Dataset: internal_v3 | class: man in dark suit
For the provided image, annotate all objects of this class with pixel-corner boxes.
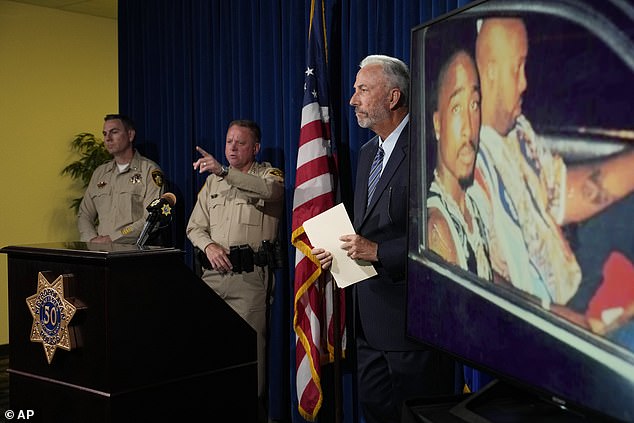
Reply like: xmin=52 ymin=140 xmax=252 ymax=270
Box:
xmin=312 ymin=55 xmax=457 ymax=423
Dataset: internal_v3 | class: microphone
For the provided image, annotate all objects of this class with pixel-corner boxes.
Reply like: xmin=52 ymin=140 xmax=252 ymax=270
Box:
xmin=136 ymin=192 xmax=176 ymax=247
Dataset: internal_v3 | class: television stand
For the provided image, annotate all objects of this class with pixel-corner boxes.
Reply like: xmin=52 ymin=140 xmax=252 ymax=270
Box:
xmin=403 ymin=379 xmax=593 ymax=423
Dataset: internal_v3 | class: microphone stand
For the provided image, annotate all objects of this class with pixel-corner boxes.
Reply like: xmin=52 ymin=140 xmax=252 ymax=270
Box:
xmin=136 ymin=193 xmax=176 ymax=248
xmin=136 ymin=213 xmax=158 ymax=248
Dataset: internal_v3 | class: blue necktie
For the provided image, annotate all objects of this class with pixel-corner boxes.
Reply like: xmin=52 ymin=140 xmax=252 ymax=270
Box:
xmin=367 ymin=145 xmax=384 ymax=205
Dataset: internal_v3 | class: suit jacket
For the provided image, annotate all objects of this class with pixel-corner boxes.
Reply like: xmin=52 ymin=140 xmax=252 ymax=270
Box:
xmin=353 ymin=122 xmax=422 ymax=351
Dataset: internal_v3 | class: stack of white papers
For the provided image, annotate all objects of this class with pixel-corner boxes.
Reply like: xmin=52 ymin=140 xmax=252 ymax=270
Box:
xmin=303 ymin=203 xmax=377 ymax=288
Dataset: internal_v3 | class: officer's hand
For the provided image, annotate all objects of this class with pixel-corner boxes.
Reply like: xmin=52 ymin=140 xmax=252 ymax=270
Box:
xmin=193 ymin=146 xmax=222 ymax=175
xmin=311 ymin=247 xmax=333 ymax=271
xmin=205 ymin=242 xmax=232 ymax=273
xmin=340 ymin=234 xmax=378 ymax=262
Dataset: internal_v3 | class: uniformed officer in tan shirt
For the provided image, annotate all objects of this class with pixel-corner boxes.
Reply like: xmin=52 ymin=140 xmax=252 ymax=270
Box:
xmin=186 ymin=119 xmax=284 ymax=401
xmin=78 ymin=114 xmax=165 ymax=243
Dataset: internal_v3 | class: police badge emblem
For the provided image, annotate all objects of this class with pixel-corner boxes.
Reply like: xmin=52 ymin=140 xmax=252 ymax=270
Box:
xmin=26 ymin=272 xmax=77 ymax=364
xmin=152 ymin=169 xmax=164 ymax=187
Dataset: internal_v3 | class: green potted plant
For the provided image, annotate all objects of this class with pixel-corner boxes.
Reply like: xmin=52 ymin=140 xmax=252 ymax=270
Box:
xmin=61 ymin=132 xmax=112 ymax=212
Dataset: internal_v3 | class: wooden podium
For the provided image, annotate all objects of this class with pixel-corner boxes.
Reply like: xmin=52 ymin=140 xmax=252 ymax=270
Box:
xmin=2 ymin=242 xmax=257 ymax=422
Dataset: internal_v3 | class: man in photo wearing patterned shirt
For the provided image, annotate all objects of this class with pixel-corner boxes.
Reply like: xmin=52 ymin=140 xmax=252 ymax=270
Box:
xmin=472 ymin=17 xmax=634 ymax=346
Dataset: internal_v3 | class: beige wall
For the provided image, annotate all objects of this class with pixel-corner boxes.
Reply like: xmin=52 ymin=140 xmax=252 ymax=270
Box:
xmin=0 ymin=1 xmax=118 ymax=345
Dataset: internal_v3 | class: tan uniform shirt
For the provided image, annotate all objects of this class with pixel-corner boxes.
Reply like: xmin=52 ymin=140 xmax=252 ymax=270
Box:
xmin=186 ymin=161 xmax=284 ymax=252
xmin=186 ymin=161 xmax=284 ymax=397
xmin=77 ymin=151 xmax=164 ymax=243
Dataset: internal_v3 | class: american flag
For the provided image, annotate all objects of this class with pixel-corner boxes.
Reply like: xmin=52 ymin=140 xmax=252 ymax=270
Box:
xmin=291 ymin=0 xmax=345 ymax=420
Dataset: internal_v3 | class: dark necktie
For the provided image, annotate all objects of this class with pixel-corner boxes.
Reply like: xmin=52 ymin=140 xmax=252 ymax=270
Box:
xmin=367 ymin=145 xmax=384 ymax=205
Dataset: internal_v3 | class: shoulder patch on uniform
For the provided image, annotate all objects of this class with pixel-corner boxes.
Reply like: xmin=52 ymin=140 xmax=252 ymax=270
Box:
xmin=121 ymin=226 xmax=134 ymax=235
xmin=151 ymin=170 xmax=164 ymax=187
xmin=265 ymin=168 xmax=284 ymax=179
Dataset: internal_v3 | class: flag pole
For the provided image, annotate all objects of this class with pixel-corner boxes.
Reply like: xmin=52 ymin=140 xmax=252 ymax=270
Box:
xmin=332 ymin=281 xmax=343 ymax=423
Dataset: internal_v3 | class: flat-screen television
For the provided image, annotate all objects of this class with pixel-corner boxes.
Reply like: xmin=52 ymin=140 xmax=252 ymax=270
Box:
xmin=407 ymin=0 xmax=634 ymax=421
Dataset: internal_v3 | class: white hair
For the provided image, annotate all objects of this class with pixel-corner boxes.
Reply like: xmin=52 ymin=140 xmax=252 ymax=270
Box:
xmin=359 ymin=54 xmax=410 ymax=103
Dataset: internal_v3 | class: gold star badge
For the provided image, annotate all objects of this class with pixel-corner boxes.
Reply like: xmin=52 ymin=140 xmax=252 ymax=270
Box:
xmin=160 ymin=203 xmax=172 ymax=217
xmin=26 ymin=272 xmax=77 ymax=364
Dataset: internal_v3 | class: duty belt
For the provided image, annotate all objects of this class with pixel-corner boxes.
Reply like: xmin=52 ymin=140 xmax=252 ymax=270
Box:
xmin=229 ymin=244 xmax=259 ymax=273
xmin=197 ymin=240 xmax=284 ymax=273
